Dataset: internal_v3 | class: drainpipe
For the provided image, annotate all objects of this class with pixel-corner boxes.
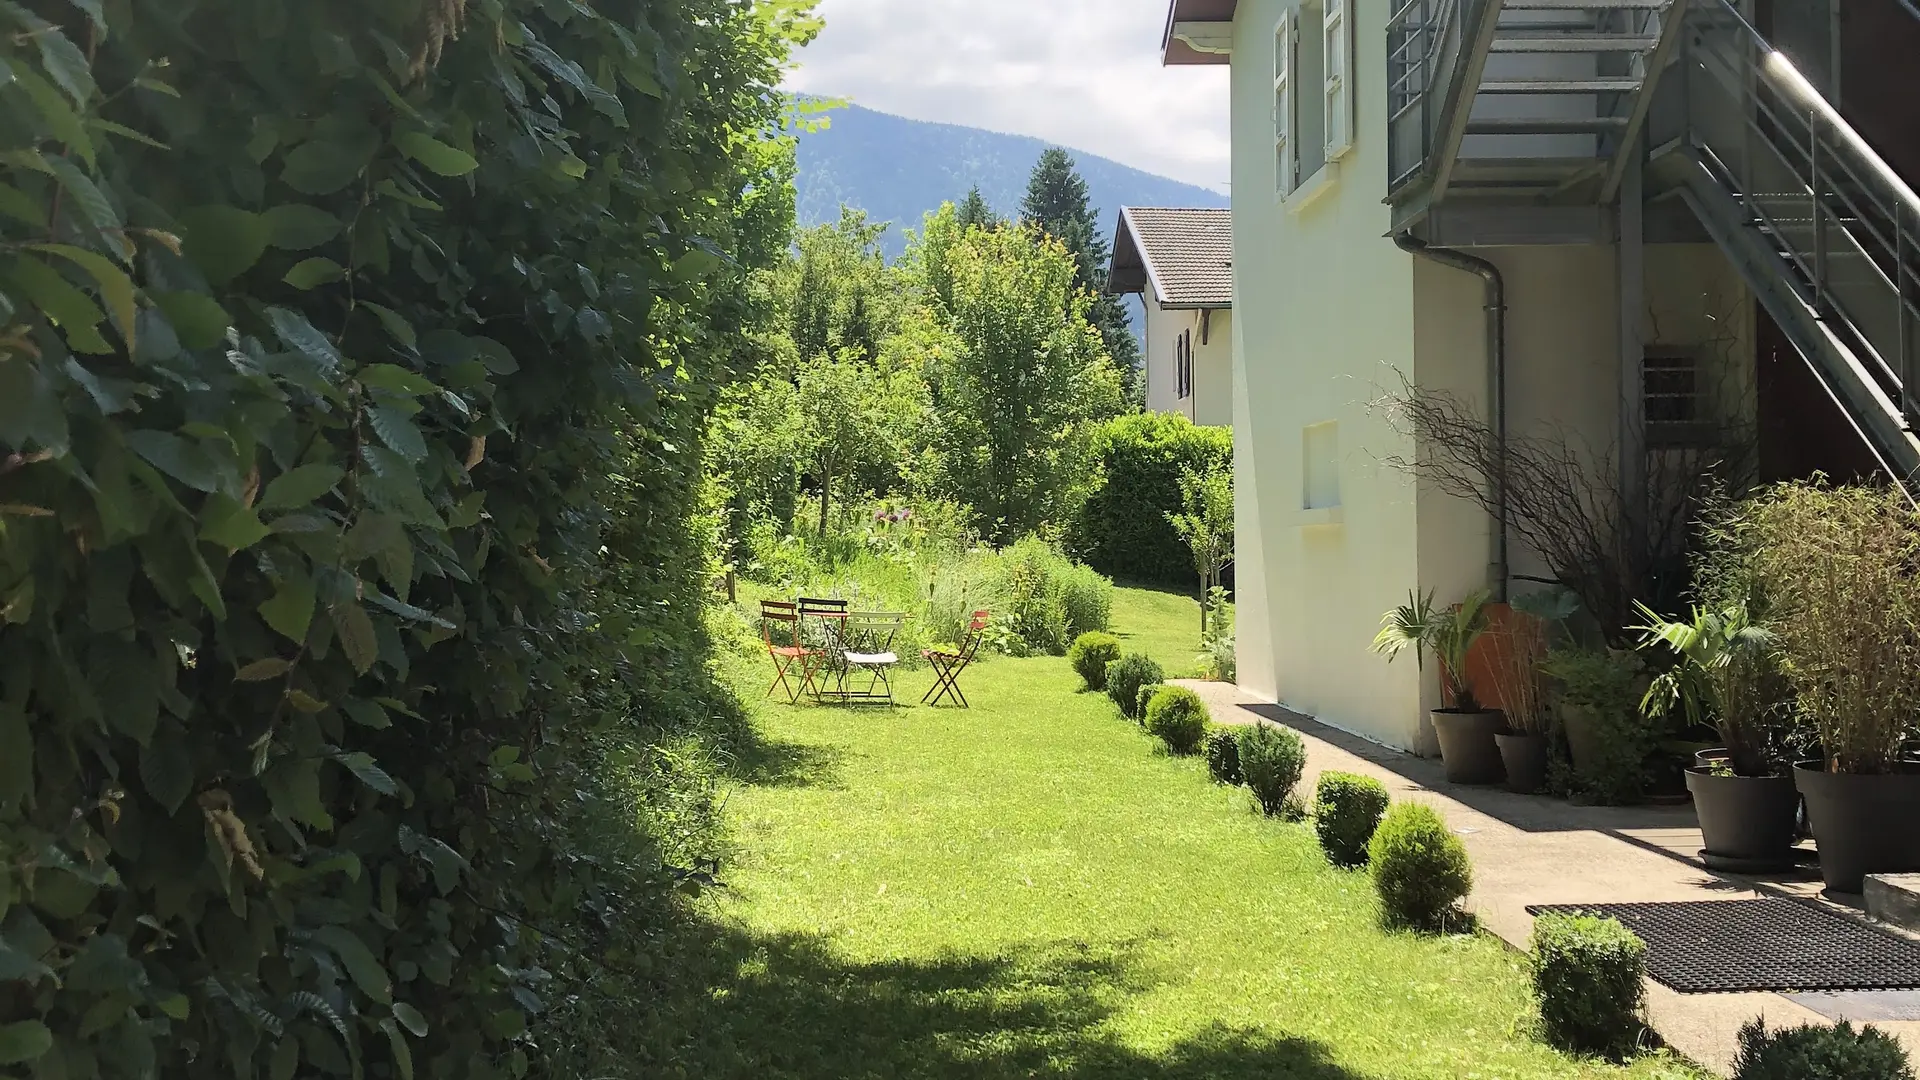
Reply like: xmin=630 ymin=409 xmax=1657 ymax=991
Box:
xmin=1393 ymin=231 xmax=1509 ymax=602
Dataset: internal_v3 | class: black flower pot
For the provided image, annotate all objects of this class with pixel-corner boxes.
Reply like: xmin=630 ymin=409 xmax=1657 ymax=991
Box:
xmin=1432 ymin=709 xmax=1505 ymax=786
xmin=1685 ymin=767 xmax=1800 ymax=872
xmin=1496 ymin=732 xmax=1549 ymax=794
xmin=1794 ymin=761 xmax=1920 ymax=893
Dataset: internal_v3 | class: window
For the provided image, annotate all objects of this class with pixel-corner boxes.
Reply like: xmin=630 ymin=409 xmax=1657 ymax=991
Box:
xmin=1323 ymin=0 xmax=1354 ymax=159
xmin=1277 ymin=2 xmax=1333 ymax=198
xmin=1644 ymin=351 xmax=1708 ymax=447
xmin=1274 ymin=13 xmax=1293 ymax=195
xmin=1176 ymin=329 xmax=1194 ymax=400
xmin=1303 ymin=422 xmax=1341 ymax=509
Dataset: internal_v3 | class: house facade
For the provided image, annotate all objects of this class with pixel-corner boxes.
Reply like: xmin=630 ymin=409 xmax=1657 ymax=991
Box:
xmin=1107 ymin=207 xmax=1235 ymax=426
xmin=1163 ymin=0 xmax=1917 ymax=750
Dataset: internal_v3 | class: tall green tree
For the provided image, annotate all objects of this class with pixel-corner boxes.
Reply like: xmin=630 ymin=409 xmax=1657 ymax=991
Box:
xmin=1020 ymin=148 xmax=1144 ymax=403
xmin=956 ymin=185 xmax=998 ymax=230
xmin=917 ymin=213 xmax=1125 ymax=539
xmin=779 ymin=207 xmax=899 ymax=363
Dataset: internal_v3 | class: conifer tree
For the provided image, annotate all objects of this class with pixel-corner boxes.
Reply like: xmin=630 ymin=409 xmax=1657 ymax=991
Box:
xmin=956 ymin=185 xmax=998 ymax=229
xmin=1020 ymin=148 xmax=1143 ymax=403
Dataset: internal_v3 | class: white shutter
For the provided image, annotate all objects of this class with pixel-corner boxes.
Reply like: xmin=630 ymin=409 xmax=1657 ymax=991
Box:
xmin=1274 ymin=12 xmax=1294 ymax=194
xmin=1324 ymin=0 xmax=1354 ymax=159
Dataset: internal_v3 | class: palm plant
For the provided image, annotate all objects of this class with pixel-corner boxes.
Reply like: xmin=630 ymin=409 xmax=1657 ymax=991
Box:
xmin=1632 ymin=598 xmax=1785 ymax=777
xmin=1372 ymin=589 xmax=1493 ymax=711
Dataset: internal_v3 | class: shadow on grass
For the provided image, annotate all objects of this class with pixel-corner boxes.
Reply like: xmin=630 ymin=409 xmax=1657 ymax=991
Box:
xmin=724 ymin=729 xmax=848 ymax=790
xmin=615 ymin=915 xmax=1376 ymax=1080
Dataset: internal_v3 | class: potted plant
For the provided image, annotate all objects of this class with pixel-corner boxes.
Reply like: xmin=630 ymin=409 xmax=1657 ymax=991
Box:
xmin=1540 ymin=646 xmax=1651 ymax=805
xmin=1488 ymin=609 xmax=1551 ymax=793
xmin=1634 ymin=598 xmax=1799 ymax=871
xmin=1746 ymin=482 xmax=1920 ymax=892
xmin=1372 ymin=588 xmax=1504 ymax=785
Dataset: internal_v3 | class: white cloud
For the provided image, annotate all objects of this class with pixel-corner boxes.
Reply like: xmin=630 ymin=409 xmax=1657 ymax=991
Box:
xmin=782 ymin=0 xmax=1232 ymax=192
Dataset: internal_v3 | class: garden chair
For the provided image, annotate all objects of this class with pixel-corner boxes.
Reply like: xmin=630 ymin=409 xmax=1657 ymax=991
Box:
xmin=796 ymin=597 xmax=850 ymax=701
xmin=759 ymin=600 xmax=820 ymax=704
xmin=922 ymin=609 xmax=989 ymax=708
xmin=836 ymin=611 xmax=907 ymax=706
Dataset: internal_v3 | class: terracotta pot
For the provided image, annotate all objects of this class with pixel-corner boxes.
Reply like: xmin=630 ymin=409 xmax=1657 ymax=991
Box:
xmin=1496 ymin=732 xmax=1549 ymax=794
xmin=1685 ymin=767 xmax=1800 ymax=871
xmin=1794 ymin=761 xmax=1920 ymax=893
xmin=1433 ymin=709 xmax=1505 ymax=785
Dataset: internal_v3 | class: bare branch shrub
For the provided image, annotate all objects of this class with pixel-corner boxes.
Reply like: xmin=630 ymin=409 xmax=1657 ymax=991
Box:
xmin=1487 ymin=611 xmax=1550 ymax=734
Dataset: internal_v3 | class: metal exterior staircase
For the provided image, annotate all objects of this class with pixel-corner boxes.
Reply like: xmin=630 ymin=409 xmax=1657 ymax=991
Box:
xmin=1388 ymin=0 xmax=1688 ymax=211
xmin=1652 ymin=0 xmax=1920 ymax=479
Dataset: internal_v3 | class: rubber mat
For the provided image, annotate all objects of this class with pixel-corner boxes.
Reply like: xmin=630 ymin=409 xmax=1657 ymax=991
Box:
xmin=1526 ymin=899 xmax=1920 ymax=993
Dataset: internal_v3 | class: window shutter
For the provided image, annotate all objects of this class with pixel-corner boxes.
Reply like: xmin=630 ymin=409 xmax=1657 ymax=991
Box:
xmin=1274 ymin=12 xmax=1294 ymax=194
xmin=1324 ymin=0 xmax=1354 ymax=159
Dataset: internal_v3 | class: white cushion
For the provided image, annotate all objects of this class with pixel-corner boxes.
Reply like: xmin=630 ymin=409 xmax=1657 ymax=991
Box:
xmin=845 ymin=651 xmax=898 ymax=666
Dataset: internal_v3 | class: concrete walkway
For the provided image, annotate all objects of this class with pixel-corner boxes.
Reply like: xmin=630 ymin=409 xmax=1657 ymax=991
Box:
xmin=1175 ymin=679 xmax=1920 ymax=1075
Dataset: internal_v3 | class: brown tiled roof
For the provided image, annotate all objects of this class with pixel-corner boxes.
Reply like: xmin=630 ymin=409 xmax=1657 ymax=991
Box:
xmin=1107 ymin=207 xmax=1233 ymax=309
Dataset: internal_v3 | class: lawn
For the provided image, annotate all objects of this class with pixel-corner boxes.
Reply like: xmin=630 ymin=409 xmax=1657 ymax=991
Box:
xmin=1109 ymin=583 xmax=1209 ymax=676
xmin=664 ymin=586 xmax=1700 ymax=1080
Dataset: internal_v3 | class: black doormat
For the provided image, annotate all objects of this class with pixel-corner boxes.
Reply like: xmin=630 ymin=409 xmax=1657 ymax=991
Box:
xmin=1526 ymin=899 xmax=1920 ymax=993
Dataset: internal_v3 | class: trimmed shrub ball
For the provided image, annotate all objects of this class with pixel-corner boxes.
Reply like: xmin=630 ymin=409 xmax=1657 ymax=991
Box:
xmin=1068 ymin=631 xmax=1122 ymax=691
xmin=1144 ymin=686 xmax=1209 ymax=755
xmin=1314 ymin=771 xmax=1390 ymax=868
xmin=1734 ymin=1019 xmax=1915 ymax=1080
xmin=1369 ymin=802 xmax=1472 ymax=931
xmin=1237 ymin=724 xmax=1307 ymax=817
xmin=1529 ymin=912 xmax=1647 ymax=1058
xmin=1105 ymin=653 xmax=1164 ymax=720
xmin=1204 ymin=727 xmax=1242 ymax=785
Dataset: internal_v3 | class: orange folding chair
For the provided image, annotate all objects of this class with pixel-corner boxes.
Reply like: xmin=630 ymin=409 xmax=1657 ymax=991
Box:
xmin=922 ymin=609 xmax=989 ymax=708
xmin=760 ymin=600 xmax=821 ymax=703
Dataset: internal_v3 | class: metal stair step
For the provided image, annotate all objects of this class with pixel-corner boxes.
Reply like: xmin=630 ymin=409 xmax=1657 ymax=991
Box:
xmin=1478 ymin=77 xmax=1645 ymax=93
xmin=1466 ymin=116 xmax=1632 ymax=134
xmin=1503 ymin=0 xmax=1668 ymax=8
xmin=1491 ymin=34 xmax=1659 ymax=50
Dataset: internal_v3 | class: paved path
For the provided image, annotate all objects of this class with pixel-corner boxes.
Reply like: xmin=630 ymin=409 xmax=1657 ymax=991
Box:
xmin=1175 ymin=679 xmax=1920 ymax=1076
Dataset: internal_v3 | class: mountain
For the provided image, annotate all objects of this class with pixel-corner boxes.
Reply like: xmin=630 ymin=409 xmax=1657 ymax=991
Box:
xmin=794 ymin=104 xmax=1228 ymax=258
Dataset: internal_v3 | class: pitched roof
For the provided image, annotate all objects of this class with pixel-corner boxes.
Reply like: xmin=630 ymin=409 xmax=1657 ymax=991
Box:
xmin=1107 ymin=207 xmax=1233 ymax=309
xmin=1162 ymin=0 xmax=1238 ymax=65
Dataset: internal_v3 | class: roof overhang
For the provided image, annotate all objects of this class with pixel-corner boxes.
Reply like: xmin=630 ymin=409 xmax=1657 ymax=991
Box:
xmin=1162 ymin=0 xmax=1237 ymax=65
xmin=1107 ymin=208 xmax=1150 ymax=296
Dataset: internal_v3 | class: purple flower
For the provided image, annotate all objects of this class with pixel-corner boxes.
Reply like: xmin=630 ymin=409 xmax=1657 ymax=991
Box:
xmin=898 ymin=508 xmax=912 ymax=522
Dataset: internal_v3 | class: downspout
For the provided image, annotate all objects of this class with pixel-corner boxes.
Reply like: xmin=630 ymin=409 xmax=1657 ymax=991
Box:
xmin=1393 ymin=232 xmax=1509 ymax=602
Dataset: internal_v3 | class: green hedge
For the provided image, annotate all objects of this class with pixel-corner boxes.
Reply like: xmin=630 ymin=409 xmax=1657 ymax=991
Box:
xmin=1068 ymin=412 xmax=1231 ymax=585
xmin=0 ymin=1 xmax=801 ymax=1075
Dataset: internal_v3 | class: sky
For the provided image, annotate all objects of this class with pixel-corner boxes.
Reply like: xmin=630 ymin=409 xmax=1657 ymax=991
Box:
xmin=781 ymin=0 xmax=1233 ymax=193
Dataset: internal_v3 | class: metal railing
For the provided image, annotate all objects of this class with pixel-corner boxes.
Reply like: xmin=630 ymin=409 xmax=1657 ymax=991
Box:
xmin=1387 ymin=0 xmax=1469 ymax=191
xmin=1682 ymin=0 xmax=1920 ymax=431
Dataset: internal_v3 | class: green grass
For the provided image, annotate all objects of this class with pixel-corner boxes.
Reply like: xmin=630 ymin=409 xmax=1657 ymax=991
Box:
xmin=656 ymin=586 xmax=1701 ymax=1080
xmin=1109 ymin=583 xmax=1208 ymax=676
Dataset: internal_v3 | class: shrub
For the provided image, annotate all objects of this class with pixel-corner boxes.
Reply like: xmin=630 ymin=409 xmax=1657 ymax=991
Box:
xmin=1002 ymin=537 xmax=1073 ymax=655
xmin=1106 ymin=653 xmax=1166 ymax=719
xmin=1059 ymin=562 xmax=1116 ymax=637
xmin=1369 ymin=803 xmax=1473 ymax=931
xmin=1734 ymin=1019 xmax=1916 ymax=1080
xmin=1069 ymin=632 xmax=1123 ymax=690
xmin=1542 ymin=647 xmax=1653 ymax=804
xmin=1529 ymin=913 xmax=1648 ymax=1058
xmin=1314 ymin=772 xmax=1391 ymax=868
xmin=1204 ymin=727 xmax=1243 ymax=784
xmin=1145 ymin=686 xmax=1210 ymax=755
xmin=1068 ymin=412 xmax=1233 ymax=585
xmin=1137 ymin=682 xmax=1161 ymax=721
xmin=1238 ymin=724 xmax=1308 ymax=816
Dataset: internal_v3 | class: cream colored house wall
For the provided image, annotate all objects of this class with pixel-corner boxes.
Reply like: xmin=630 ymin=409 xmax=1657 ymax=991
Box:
xmin=1142 ymin=295 xmax=1184 ymax=416
xmin=1229 ymin=0 xmax=1426 ymax=748
xmin=1142 ymin=296 xmax=1234 ymax=424
xmin=1194 ymin=309 xmax=1234 ymax=426
xmin=1223 ymin=1 xmax=1754 ymax=752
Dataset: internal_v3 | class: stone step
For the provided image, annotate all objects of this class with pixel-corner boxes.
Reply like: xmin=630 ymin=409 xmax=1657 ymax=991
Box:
xmin=1866 ymin=874 xmax=1920 ymax=933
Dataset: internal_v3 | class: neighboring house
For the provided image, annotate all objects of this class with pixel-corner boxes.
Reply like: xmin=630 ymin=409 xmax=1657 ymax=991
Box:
xmin=1106 ymin=207 xmax=1235 ymax=426
xmin=1160 ymin=0 xmax=1918 ymax=751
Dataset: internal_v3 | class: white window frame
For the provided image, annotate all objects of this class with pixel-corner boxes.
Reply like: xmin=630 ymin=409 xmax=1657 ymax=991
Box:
xmin=1274 ymin=12 xmax=1294 ymax=196
xmin=1323 ymin=0 xmax=1354 ymax=160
